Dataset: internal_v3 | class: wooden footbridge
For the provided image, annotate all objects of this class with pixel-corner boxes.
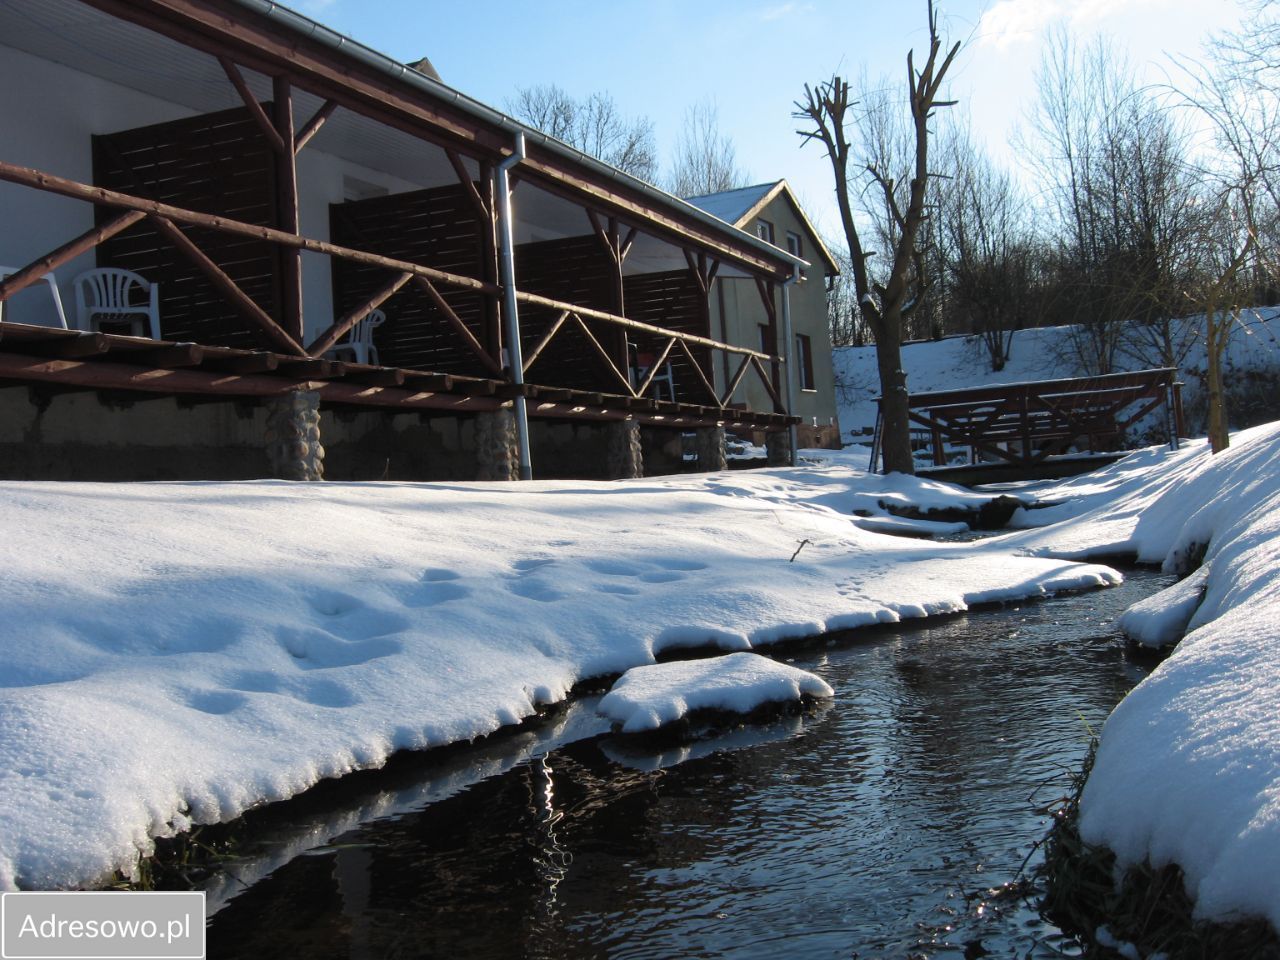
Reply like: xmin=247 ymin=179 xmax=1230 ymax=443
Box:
xmin=870 ymin=368 xmax=1185 ymax=481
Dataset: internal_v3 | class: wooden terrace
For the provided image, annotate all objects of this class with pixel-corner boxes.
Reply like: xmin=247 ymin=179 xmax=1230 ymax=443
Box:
xmin=0 ymin=0 xmax=804 ymax=479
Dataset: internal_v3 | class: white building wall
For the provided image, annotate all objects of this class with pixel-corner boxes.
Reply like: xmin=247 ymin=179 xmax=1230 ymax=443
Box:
xmin=0 ymin=44 xmax=193 ymax=326
xmin=0 ymin=44 xmax=425 ymax=342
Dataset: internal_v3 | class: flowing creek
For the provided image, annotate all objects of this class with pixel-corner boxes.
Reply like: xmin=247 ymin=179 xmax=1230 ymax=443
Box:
xmin=202 ymin=568 xmax=1173 ymax=959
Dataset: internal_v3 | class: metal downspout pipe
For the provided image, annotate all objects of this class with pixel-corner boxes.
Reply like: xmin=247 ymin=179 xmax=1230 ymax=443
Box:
xmin=780 ymin=265 xmax=800 ymax=466
xmin=495 ymin=133 xmax=532 ymax=479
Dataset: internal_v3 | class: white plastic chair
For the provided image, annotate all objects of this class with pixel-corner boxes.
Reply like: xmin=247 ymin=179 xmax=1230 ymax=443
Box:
xmin=73 ymin=268 xmax=160 ymax=339
xmin=328 ymin=309 xmax=385 ymax=365
xmin=633 ymin=350 xmax=676 ymax=401
xmin=0 ymin=265 xmax=68 ymax=328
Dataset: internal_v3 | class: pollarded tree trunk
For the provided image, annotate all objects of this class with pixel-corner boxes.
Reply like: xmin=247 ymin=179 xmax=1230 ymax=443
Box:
xmin=1205 ymin=310 xmax=1230 ymax=453
xmin=794 ymin=1 xmax=958 ymax=476
xmin=875 ymin=338 xmax=914 ymax=473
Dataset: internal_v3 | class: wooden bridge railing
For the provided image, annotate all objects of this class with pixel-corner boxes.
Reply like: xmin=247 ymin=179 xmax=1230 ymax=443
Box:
xmin=870 ymin=368 xmax=1184 ymax=472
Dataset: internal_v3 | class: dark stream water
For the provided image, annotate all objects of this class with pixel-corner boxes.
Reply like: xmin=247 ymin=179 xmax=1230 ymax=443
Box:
xmin=203 ymin=570 xmax=1171 ymax=959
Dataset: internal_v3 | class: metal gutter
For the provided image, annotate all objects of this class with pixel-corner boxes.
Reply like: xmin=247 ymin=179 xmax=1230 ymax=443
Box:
xmin=225 ymin=0 xmax=810 ymax=276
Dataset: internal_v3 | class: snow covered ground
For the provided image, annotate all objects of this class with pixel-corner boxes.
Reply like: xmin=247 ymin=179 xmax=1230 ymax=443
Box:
xmin=979 ymin=423 xmax=1280 ymax=932
xmin=833 ymin=307 xmax=1280 ymax=441
xmin=2 ymin=423 xmax=1279 ymax=938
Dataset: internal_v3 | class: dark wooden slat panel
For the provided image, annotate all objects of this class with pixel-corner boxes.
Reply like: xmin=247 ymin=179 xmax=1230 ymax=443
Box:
xmin=330 ymin=184 xmax=491 ymax=376
xmin=93 ymin=104 xmax=280 ymax=350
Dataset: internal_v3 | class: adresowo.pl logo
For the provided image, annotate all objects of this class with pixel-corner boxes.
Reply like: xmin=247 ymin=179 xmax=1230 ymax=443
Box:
xmin=2 ymin=892 xmax=204 ymax=959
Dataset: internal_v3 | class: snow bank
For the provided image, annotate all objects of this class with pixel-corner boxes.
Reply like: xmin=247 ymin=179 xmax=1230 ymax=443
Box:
xmin=1117 ymin=567 xmax=1208 ymax=648
xmin=1008 ymin=422 xmax=1280 ymax=930
xmin=0 ymin=464 xmax=1120 ymax=890
xmin=833 ymin=308 xmax=1280 ymax=440
xmin=597 ymin=652 xmax=833 ymax=733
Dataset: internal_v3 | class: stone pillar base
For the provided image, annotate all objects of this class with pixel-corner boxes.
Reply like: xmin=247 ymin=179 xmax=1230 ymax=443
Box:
xmin=766 ymin=429 xmax=792 ymax=467
xmin=475 ymin=408 xmax=519 ymax=481
xmin=264 ymin=389 xmax=324 ymax=480
xmin=695 ymin=425 xmax=727 ymax=472
xmin=605 ymin=419 xmax=643 ymax=479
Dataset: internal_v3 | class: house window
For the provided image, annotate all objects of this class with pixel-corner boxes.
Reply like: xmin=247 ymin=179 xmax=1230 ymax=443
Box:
xmin=755 ymin=219 xmax=774 ymax=243
xmin=795 ymin=333 xmax=816 ymax=391
xmin=785 ymin=231 xmax=803 ymax=257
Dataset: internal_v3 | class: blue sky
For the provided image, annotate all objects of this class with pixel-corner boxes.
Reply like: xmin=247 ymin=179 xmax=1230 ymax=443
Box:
xmin=291 ymin=0 xmax=1245 ymax=239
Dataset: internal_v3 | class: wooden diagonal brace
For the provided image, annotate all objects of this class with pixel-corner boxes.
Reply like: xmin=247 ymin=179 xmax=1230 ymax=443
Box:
xmin=217 ymin=57 xmax=286 ymax=155
xmin=445 ymin=150 xmax=487 ymax=218
xmin=635 ymin=337 xmax=677 ymax=398
xmin=573 ymin=314 xmax=636 ymax=396
xmin=586 ymin=210 xmax=618 ymax=264
xmin=719 ymin=353 xmax=753 ymax=408
xmin=677 ymin=339 xmax=720 ymax=406
xmin=618 ymin=227 xmax=637 ymax=264
xmin=682 ymin=249 xmax=707 ymax=295
xmin=412 ymin=276 xmax=503 ymax=375
xmin=754 ymin=277 xmax=777 ymax=324
xmin=750 ymin=356 xmax=784 ymax=411
xmin=0 ymin=210 xmax=146 ymax=304
xmin=522 ymin=309 xmax=570 ymax=374
xmin=149 ymin=214 xmax=305 ymax=356
xmin=306 ymin=270 xmax=413 ymax=357
xmin=295 ymin=100 xmax=338 ymax=154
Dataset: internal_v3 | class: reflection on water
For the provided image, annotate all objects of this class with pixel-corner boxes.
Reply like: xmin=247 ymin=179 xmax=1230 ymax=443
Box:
xmin=206 ymin=571 xmax=1171 ymax=959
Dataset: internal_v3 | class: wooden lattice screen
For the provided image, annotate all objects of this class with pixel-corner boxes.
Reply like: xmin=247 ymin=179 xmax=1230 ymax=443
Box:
xmin=329 ymin=184 xmax=489 ymax=374
xmin=92 ymin=104 xmax=279 ymax=349
xmin=514 ymin=234 xmax=617 ymax=393
xmin=622 ymin=269 xmax=710 ymax=401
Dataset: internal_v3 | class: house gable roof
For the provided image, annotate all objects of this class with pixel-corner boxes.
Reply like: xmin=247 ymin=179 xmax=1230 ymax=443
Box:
xmin=685 ymin=180 xmax=840 ymax=276
xmin=684 ymin=183 xmax=777 ymax=225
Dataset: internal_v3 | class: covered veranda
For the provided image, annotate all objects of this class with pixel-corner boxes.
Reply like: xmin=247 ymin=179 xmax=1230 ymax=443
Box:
xmin=0 ymin=0 xmax=805 ymax=480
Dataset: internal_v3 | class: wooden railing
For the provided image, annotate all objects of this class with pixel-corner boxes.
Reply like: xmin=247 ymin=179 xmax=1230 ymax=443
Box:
xmin=870 ymin=368 xmax=1184 ymax=471
xmin=0 ymin=160 xmax=787 ymax=413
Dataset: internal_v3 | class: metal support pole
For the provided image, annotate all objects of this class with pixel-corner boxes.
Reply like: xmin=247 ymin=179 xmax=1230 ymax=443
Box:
xmin=780 ymin=266 xmax=800 ymax=466
xmin=495 ymin=133 xmax=532 ymax=480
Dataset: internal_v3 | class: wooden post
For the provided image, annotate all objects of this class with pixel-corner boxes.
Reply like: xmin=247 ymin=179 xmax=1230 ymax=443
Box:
xmin=273 ymin=76 xmax=304 ymax=345
xmin=479 ymin=161 xmax=502 ymax=366
xmin=588 ymin=210 xmax=631 ymax=381
xmin=755 ymin=277 xmax=780 ymax=399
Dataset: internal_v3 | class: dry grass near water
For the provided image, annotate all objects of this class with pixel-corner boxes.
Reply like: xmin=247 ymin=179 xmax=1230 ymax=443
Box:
xmin=1038 ymin=744 xmax=1280 ymax=959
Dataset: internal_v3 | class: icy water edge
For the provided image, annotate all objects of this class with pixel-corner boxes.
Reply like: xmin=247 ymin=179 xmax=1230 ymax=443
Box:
xmin=199 ymin=569 xmax=1172 ymax=959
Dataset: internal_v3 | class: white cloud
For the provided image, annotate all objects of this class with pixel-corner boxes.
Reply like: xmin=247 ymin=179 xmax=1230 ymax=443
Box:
xmin=976 ymin=0 xmax=1169 ymax=50
xmin=976 ymin=0 xmax=1064 ymax=50
xmin=758 ymin=2 xmax=814 ymax=22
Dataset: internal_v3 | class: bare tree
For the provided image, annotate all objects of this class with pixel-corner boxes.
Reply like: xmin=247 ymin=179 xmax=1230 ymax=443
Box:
xmin=936 ymin=125 xmax=1037 ymax=370
xmin=1172 ymin=12 xmax=1280 ymax=452
xmin=795 ymin=1 xmax=960 ymax=474
xmin=508 ymin=84 xmax=659 ymax=182
xmin=667 ymin=101 xmax=749 ymax=198
xmin=1027 ymin=32 xmax=1202 ymax=375
xmin=825 ymin=243 xmax=873 ymax=347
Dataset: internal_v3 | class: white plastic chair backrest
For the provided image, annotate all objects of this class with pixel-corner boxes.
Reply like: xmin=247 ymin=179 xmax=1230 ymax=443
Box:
xmin=76 ymin=268 xmax=152 ymax=314
xmin=345 ymin=309 xmax=386 ymax=347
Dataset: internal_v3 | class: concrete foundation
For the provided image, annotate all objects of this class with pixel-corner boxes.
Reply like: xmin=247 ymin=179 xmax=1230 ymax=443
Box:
xmin=0 ymin=386 xmax=776 ymax=482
